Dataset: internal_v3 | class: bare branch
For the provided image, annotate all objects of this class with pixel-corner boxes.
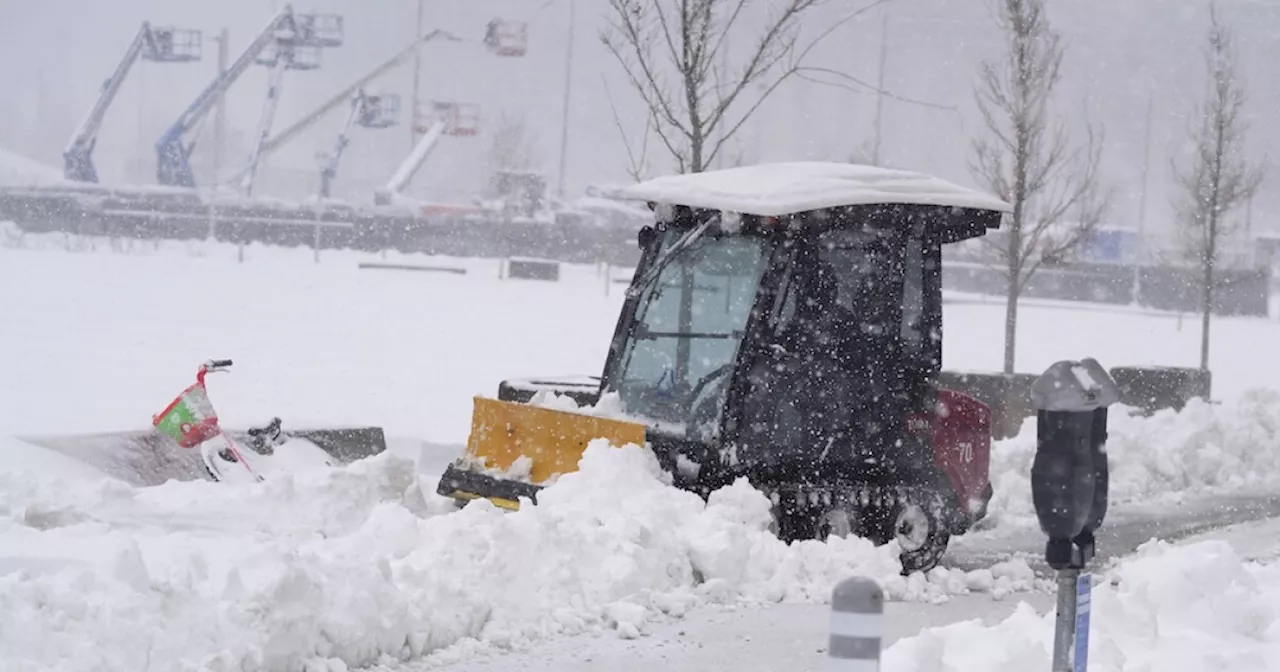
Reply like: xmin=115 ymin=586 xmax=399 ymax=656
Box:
xmin=601 ymin=0 xmax=898 ymax=174
xmin=966 ymin=0 xmax=1111 ymax=373
xmin=601 ymin=75 xmax=652 ymax=181
xmin=792 ymin=66 xmax=957 ymax=111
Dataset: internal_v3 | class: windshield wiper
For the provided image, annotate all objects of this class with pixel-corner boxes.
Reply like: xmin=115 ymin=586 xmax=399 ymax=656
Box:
xmin=625 ymin=214 xmax=719 ymax=299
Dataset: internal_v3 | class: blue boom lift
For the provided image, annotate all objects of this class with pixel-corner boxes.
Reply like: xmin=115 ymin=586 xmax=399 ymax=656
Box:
xmin=154 ymin=5 xmax=344 ymax=193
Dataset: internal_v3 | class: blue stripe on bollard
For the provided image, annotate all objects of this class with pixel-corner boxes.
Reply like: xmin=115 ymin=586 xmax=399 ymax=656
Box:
xmin=828 ymin=576 xmax=882 ymax=671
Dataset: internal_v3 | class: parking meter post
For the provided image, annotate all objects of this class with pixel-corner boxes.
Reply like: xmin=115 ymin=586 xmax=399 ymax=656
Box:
xmin=1030 ymin=357 xmax=1119 ymax=672
xmin=1051 ymin=567 xmax=1079 ymax=671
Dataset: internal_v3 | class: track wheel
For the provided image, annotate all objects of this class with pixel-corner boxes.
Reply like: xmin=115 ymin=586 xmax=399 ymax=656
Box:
xmin=817 ymin=508 xmax=855 ymax=539
xmin=767 ymin=497 xmax=817 ymax=543
xmin=880 ymin=495 xmax=950 ymax=574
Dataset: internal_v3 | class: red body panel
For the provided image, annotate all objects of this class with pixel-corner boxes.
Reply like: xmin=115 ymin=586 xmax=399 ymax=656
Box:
xmin=930 ymin=389 xmax=993 ymax=516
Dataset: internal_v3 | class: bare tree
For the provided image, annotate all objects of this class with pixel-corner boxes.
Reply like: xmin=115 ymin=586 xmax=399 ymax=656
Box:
xmin=968 ymin=0 xmax=1110 ymax=374
xmin=1172 ymin=3 xmax=1266 ymax=372
xmin=602 ymin=75 xmax=654 ymax=181
xmin=601 ymin=0 xmax=892 ymax=175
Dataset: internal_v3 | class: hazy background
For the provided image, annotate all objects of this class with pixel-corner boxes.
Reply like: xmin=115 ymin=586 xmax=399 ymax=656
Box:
xmin=0 ymin=0 xmax=1276 ymax=239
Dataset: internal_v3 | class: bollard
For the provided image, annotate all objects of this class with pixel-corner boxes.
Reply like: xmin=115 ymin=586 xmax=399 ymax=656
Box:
xmin=828 ymin=576 xmax=882 ymax=671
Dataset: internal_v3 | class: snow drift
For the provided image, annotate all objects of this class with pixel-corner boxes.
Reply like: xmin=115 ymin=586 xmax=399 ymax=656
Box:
xmin=884 ymin=538 xmax=1280 ymax=671
xmin=6 ymin=386 xmax=1280 ymax=670
xmin=983 ymin=390 xmax=1280 ymax=528
xmin=0 ymin=441 xmax=1036 ymax=672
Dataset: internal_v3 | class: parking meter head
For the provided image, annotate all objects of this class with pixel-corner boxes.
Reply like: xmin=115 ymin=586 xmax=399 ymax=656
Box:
xmin=1030 ymin=359 xmax=1119 ymax=570
xmin=1031 ymin=411 xmax=1096 ymax=548
xmin=1030 ymin=358 xmax=1121 ymax=412
xmin=1085 ymin=407 xmax=1111 ymax=533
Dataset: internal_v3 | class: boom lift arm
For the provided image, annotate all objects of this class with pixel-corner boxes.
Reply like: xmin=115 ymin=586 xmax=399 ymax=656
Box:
xmin=154 ymin=6 xmax=305 ymax=188
xmin=225 ymin=30 xmax=459 ymax=188
xmin=374 ymin=120 xmax=445 ymax=206
xmin=318 ymin=90 xmax=400 ymax=199
xmin=64 ymin=22 xmax=201 ymax=183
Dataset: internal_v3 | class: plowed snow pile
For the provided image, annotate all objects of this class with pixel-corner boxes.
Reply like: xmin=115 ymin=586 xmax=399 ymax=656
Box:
xmin=885 ymin=539 xmax=1280 ymax=671
xmin=8 ymin=392 xmax=1280 ymax=671
xmin=983 ymin=390 xmax=1280 ymax=528
xmin=0 ymin=441 xmax=1035 ymax=672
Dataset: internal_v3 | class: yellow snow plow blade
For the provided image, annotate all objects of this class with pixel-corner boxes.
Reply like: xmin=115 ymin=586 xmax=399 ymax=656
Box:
xmin=436 ymin=396 xmax=647 ymax=509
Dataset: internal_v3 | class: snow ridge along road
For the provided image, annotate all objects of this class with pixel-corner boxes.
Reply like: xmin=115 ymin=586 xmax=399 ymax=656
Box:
xmin=8 ymin=391 xmax=1280 ymax=672
xmin=0 ymin=441 xmax=1036 ymax=672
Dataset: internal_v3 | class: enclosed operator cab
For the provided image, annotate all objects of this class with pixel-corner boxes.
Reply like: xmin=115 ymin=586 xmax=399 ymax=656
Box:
xmin=437 ymin=162 xmax=1010 ymax=573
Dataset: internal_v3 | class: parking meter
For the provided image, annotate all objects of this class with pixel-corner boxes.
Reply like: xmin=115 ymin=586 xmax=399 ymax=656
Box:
xmin=1029 ymin=358 xmax=1119 ymax=570
xmin=1031 ymin=358 xmax=1119 ymax=672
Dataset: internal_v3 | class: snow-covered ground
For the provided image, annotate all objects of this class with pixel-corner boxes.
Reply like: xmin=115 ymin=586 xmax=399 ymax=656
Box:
xmin=446 ymin=521 xmax=1280 ymax=672
xmin=1 ymin=234 xmax=1279 ymax=442
xmin=884 ymin=532 xmax=1280 ymax=671
xmin=5 ymin=235 xmax=1280 ymax=671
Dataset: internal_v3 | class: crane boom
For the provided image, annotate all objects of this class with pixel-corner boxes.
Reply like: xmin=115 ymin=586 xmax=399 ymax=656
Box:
xmin=222 ymin=29 xmax=458 ymax=186
xmin=65 ymin=22 xmax=199 ymax=183
xmin=238 ymin=55 xmax=290 ymax=197
xmin=155 ymin=6 xmax=298 ymax=188
xmin=381 ymin=120 xmax=445 ymax=199
xmin=318 ymin=92 xmax=368 ymax=199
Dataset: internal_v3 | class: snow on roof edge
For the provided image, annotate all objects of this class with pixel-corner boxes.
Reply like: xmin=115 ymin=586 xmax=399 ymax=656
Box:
xmin=617 ymin=161 xmax=1012 ymax=217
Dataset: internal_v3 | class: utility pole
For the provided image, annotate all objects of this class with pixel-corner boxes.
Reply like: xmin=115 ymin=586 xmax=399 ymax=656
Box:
xmin=411 ymin=0 xmax=425 ymax=149
xmin=212 ymin=28 xmax=229 ymax=188
xmin=136 ymin=64 xmax=146 ymax=180
xmin=870 ymin=7 xmax=889 ymax=166
xmin=556 ymin=0 xmax=576 ymax=197
xmin=208 ymin=28 xmax=229 ymax=241
xmin=1132 ymin=93 xmax=1155 ymax=302
xmin=1136 ymin=94 xmax=1154 ymax=236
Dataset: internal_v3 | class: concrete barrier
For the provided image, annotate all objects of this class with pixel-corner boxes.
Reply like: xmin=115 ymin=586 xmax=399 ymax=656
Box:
xmin=943 ymin=259 xmax=1271 ymax=317
xmin=288 ymin=426 xmax=388 ymax=464
xmin=357 ymin=262 xmax=467 ymax=274
xmin=505 ymin=257 xmax=560 ymax=281
xmin=1109 ymin=365 xmax=1212 ymax=414
xmin=938 ymin=370 xmax=1038 ymax=441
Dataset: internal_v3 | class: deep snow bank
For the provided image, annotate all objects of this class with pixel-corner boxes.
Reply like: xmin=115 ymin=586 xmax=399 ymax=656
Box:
xmin=0 ymin=442 xmax=1036 ymax=672
xmin=983 ymin=390 xmax=1280 ymax=528
xmin=884 ymin=538 xmax=1280 ymax=671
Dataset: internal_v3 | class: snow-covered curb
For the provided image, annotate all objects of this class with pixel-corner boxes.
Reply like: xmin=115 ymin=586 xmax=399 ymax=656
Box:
xmin=884 ymin=538 xmax=1280 ymax=671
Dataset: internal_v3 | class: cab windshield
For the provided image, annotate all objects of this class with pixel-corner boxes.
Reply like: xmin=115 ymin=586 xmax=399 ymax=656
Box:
xmin=609 ymin=227 xmax=768 ymax=439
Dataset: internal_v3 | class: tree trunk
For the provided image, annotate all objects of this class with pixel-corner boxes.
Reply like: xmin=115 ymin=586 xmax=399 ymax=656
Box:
xmin=1200 ymin=252 xmax=1214 ymax=371
xmin=1003 ymin=270 xmax=1019 ymax=374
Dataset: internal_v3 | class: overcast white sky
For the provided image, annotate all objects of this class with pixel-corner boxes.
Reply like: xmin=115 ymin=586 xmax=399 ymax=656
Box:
xmin=0 ymin=0 xmax=1276 ymax=233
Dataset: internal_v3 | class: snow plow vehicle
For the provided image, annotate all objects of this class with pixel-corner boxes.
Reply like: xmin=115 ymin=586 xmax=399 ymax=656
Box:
xmin=437 ymin=161 xmax=1011 ymax=572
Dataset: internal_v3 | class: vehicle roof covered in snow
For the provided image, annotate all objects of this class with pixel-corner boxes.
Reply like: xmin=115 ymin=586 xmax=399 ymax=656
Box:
xmin=617 ymin=161 xmax=1012 ymax=218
